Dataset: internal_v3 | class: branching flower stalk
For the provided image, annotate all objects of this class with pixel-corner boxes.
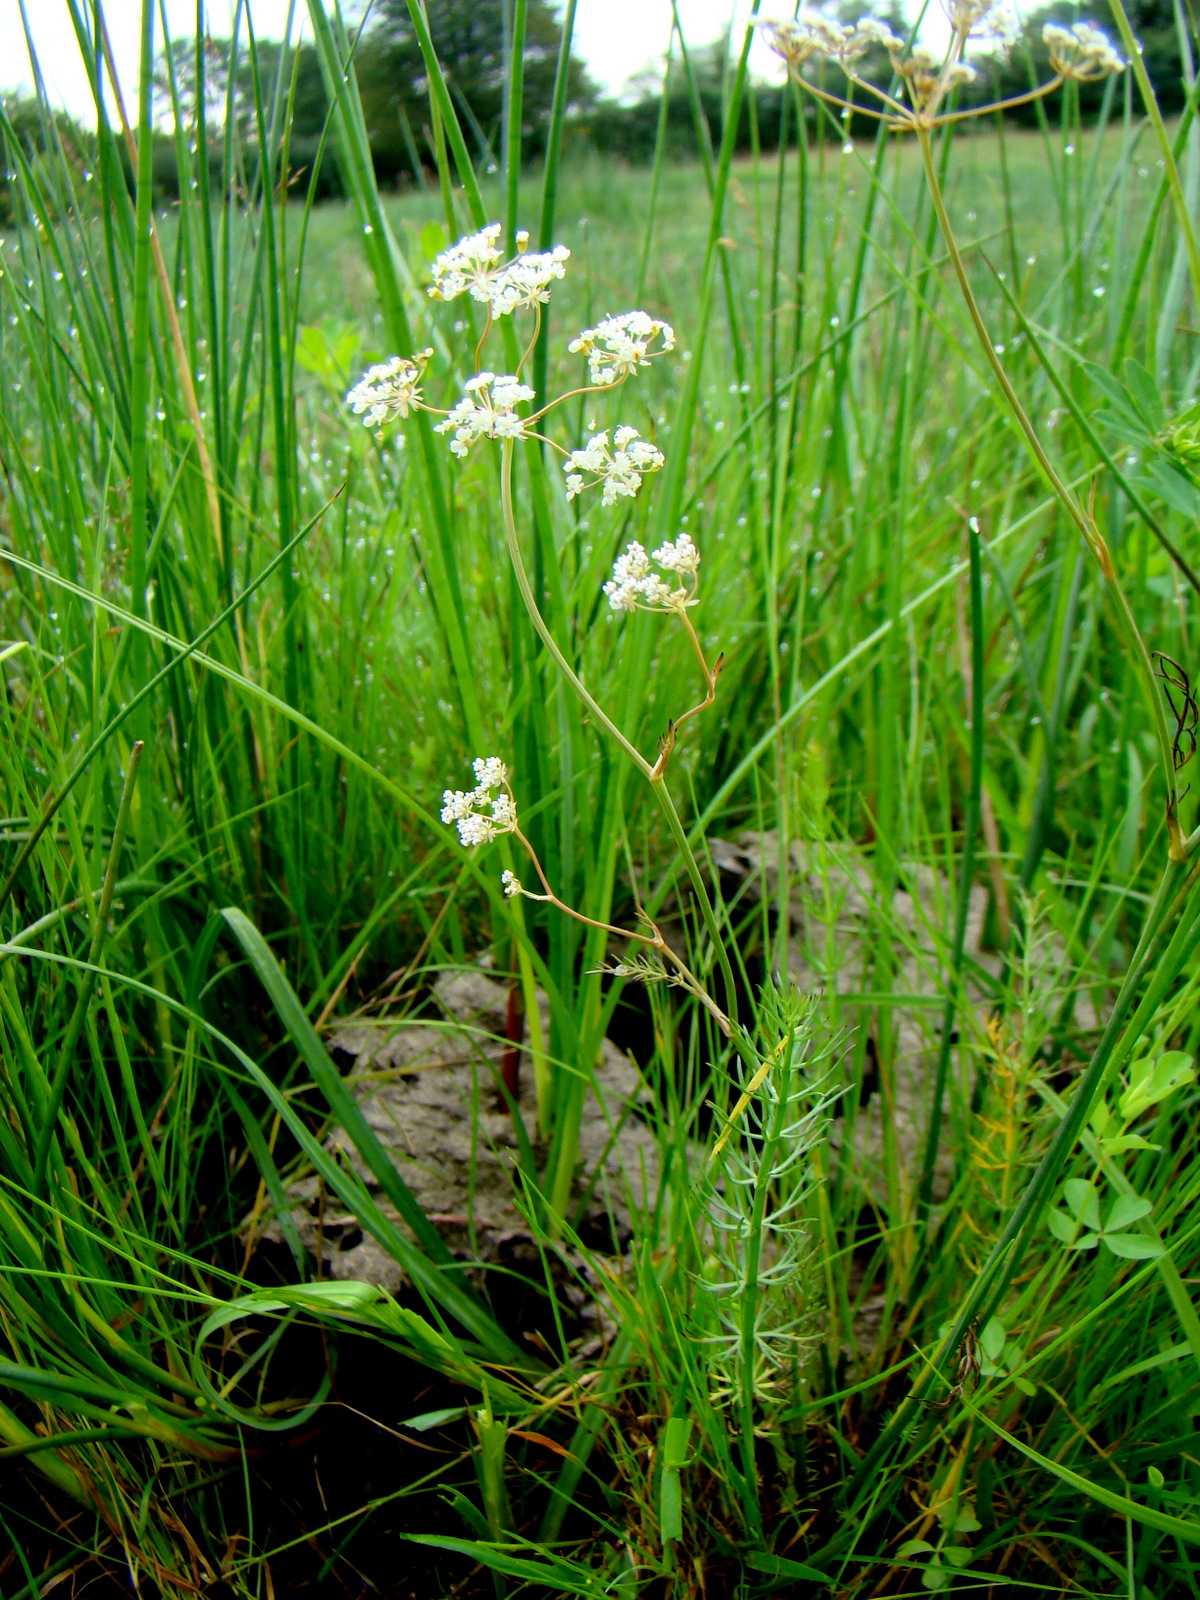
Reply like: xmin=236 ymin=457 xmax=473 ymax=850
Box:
xmin=913 ymin=128 xmax=1187 ymax=861
xmin=349 ymin=221 xmax=742 ymax=1223
xmin=497 ymin=442 xmax=740 ymax=1025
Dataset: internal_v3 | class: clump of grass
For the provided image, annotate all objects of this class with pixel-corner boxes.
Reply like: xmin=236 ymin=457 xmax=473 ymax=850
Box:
xmin=1 ymin=0 xmax=1200 ymax=1593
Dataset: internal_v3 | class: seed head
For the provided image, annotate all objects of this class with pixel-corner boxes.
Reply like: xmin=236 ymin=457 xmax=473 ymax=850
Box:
xmin=760 ymin=12 xmax=902 ymax=68
xmin=841 ymin=16 xmax=904 ymax=59
xmin=1042 ymin=20 xmax=1124 ymax=79
xmin=758 ymin=13 xmax=852 ymax=65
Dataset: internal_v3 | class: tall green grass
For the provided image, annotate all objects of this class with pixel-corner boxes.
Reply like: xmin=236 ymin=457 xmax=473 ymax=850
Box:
xmin=0 ymin=0 xmax=1199 ymax=1591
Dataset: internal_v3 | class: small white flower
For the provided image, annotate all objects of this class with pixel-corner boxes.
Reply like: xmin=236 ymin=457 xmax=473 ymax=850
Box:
xmin=345 ymin=350 xmax=433 ymax=430
xmin=1043 ymin=20 xmax=1124 ymax=78
xmin=434 ymin=372 xmax=536 ymax=457
xmin=473 ymin=756 xmax=508 ymax=789
xmin=501 ymin=869 xmax=522 ymax=897
xmin=604 ymin=533 xmax=700 ymax=613
xmin=569 ymin=311 xmax=675 ymax=386
xmin=429 ymin=224 xmax=570 ymax=312
xmin=652 ymin=532 xmax=700 ymax=575
xmin=441 ymin=757 xmax=518 ymax=848
xmin=603 ymin=540 xmax=652 ymax=608
xmin=491 ymin=792 xmax=516 ymax=828
xmin=563 ymin=427 xmax=665 ymax=506
xmin=429 ymin=223 xmax=505 ymax=303
xmin=490 ymin=245 xmax=571 ymax=316
xmin=440 ymin=789 xmax=477 ymax=823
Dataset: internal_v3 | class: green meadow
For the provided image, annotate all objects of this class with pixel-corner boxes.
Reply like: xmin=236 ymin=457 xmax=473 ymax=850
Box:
xmin=1 ymin=5 xmax=1200 ymax=1593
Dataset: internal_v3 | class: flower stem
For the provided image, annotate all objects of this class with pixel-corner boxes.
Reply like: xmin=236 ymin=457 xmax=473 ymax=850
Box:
xmin=500 ymin=440 xmax=740 ymax=1023
xmin=650 ymin=609 xmax=723 ymax=779
xmin=500 ymin=440 xmax=652 ymax=777
xmin=514 ymin=827 xmax=731 ymax=1034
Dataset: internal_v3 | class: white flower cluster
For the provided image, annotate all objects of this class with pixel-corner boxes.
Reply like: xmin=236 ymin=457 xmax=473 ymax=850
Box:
xmin=490 ymin=245 xmax=571 ymax=316
xmin=428 ymin=222 xmax=570 ymax=317
xmin=603 ymin=534 xmax=700 ymax=612
xmin=563 ymin=427 xmax=665 ymax=507
xmin=345 ymin=350 xmax=432 ymax=431
xmin=1042 ymin=21 xmax=1124 ymax=78
xmin=429 ymin=223 xmax=506 ymax=301
xmin=500 ymin=869 xmax=522 ymax=897
xmin=569 ymin=311 xmax=676 ymax=386
xmin=434 ymin=372 xmax=535 ymax=457
xmin=758 ymin=13 xmax=901 ymax=67
xmin=441 ymin=757 xmax=517 ymax=848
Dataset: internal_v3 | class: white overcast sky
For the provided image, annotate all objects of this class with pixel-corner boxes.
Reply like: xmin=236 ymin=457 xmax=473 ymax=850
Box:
xmin=0 ymin=1 xmax=787 ymax=116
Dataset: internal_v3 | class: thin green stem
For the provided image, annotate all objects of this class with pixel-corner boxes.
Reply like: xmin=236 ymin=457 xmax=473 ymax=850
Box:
xmin=32 ymin=743 xmax=144 ymax=1199
xmin=500 ymin=441 xmax=651 ymax=777
xmin=916 ymin=125 xmax=1183 ymax=860
xmin=914 ymin=521 xmax=984 ymax=1229
xmin=499 ymin=441 xmax=739 ymax=1024
xmin=1106 ymin=0 xmax=1200 ymax=312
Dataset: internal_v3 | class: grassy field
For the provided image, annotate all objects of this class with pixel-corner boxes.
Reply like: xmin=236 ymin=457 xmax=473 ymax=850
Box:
xmin=2 ymin=4 xmax=1200 ymax=1594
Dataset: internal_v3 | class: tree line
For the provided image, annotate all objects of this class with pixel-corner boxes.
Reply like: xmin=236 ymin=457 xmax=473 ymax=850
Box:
xmin=0 ymin=0 xmax=1187 ymax=218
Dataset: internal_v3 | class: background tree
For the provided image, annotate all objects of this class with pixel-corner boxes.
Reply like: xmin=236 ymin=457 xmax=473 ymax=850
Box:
xmin=0 ymin=93 xmax=95 ymax=224
xmin=153 ymin=35 xmax=339 ymax=199
xmin=354 ymin=0 xmax=596 ymax=184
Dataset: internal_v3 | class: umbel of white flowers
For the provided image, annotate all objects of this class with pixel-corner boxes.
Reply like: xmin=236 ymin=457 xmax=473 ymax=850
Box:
xmin=428 ymin=223 xmax=571 ymax=316
xmin=344 ymin=222 xmax=674 ymax=506
xmin=1041 ymin=20 xmax=1125 ymax=78
xmin=569 ymin=312 xmax=675 ymax=386
xmin=564 ymin=428 xmax=665 ymax=506
xmin=604 ymin=534 xmax=701 ymax=612
xmin=345 ymin=350 xmax=432 ymax=432
xmin=434 ymin=373 xmax=535 ymax=457
xmin=440 ymin=757 xmax=518 ymax=847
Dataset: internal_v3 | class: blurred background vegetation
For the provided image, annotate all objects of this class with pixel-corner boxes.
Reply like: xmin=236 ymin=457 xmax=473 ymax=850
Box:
xmin=0 ymin=0 xmax=1189 ymax=221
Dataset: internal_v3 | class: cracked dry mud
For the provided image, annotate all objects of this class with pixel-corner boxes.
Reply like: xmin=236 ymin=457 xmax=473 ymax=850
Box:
xmin=711 ymin=831 xmax=1001 ymax=1205
xmin=258 ymin=969 xmax=659 ymax=1293
xmin=259 ymin=833 xmax=1096 ymax=1292
xmin=712 ymin=830 xmax=1102 ymax=1210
